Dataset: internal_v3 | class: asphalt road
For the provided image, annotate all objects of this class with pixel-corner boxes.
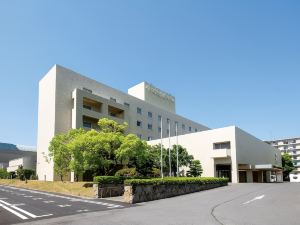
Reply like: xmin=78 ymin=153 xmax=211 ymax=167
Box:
xmin=2 ymin=183 xmax=300 ymax=225
xmin=0 ymin=184 xmax=130 ymax=225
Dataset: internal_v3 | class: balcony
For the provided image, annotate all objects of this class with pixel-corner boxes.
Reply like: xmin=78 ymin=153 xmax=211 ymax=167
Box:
xmin=108 ymin=105 xmax=124 ymax=119
xmin=211 ymin=149 xmax=231 ymax=158
xmin=83 ymin=97 xmax=102 ymax=113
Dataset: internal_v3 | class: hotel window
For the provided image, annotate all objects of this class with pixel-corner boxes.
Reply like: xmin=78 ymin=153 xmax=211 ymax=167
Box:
xmin=148 ymin=137 xmax=153 ymax=141
xmin=195 ymin=128 xmax=198 ymax=132
xmin=137 ymin=107 xmax=142 ymax=115
xmin=167 ymin=118 xmax=170 ymax=124
xmin=213 ymin=142 xmax=231 ymax=150
xmin=167 ymin=129 xmax=170 ymax=135
xmin=83 ymin=122 xmax=92 ymax=128
xmin=137 ymin=120 xmax=142 ymax=127
xmin=182 ymin=124 xmax=185 ymax=130
xmin=83 ymin=105 xmax=92 ymax=110
xmin=148 ymin=123 xmax=153 ymax=130
xmin=189 ymin=126 xmax=192 ymax=132
xmin=158 ymin=127 xmax=162 ymax=133
xmin=158 ymin=115 xmax=162 ymax=122
xmin=124 ymin=102 xmax=130 ymax=107
xmin=148 ymin=112 xmax=153 ymax=118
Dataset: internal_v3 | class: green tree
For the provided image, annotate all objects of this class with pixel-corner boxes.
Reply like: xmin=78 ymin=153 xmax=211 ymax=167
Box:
xmin=116 ymin=134 xmax=153 ymax=176
xmin=16 ymin=166 xmax=25 ymax=180
xmin=187 ymin=160 xmax=203 ymax=177
xmin=0 ymin=168 xmax=9 ymax=179
xmin=98 ymin=118 xmax=127 ymax=134
xmin=282 ymin=153 xmax=295 ymax=181
xmin=170 ymin=145 xmax=194 ymax=176
xmin=49 ymin=129 xmax=85 ymax=181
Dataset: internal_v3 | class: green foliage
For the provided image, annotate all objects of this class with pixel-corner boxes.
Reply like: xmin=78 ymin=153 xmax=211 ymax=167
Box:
xmin=124 ymin=177 xmax=228 ymax=186
xmin=93 ymin=176 xmax=125 ymax=184
xmin=49 ymin=129 xmax=85 ymax=181
xmin=115 ymin=168 xmax=138 ymax=177
xmin=98 ymin=118 xmax=128 ymax=134
xmin=150 ymin=144 xmax=194 ymax=176
xmin=187 ymin=160 xmax=203 ymax=177
xmin=282 ymin=153 xmax=295 ymax=180
xmin=0 ymin=168 xmax=9 ymax=179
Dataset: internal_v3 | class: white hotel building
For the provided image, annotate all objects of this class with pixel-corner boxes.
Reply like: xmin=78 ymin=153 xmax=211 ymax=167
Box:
xmin=37 ymin=65 xmax=282 ymax=183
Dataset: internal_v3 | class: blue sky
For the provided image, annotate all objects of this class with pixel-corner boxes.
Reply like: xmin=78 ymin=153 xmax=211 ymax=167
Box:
xmin=0 ymin=1 xmax=299 ymax=146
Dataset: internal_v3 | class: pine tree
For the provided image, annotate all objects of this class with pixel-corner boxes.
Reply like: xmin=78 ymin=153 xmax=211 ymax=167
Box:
xmin=187 ymin=160 xmax=203 ymax=177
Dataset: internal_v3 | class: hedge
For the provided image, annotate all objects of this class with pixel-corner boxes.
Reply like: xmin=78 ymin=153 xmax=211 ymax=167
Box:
xmin=93 ymin=176 xmax=125 ymax=185
xmin=124 ymin=177 xmax=229 ymax=186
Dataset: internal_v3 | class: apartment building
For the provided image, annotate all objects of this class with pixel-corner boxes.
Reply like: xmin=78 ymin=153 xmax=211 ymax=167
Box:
xmin=266 ymin=137 xmax=300 ymax=182
xmin=149 ymin=126 xmax=283 ymax=183
xmin=37 ymin=65 xmax=209 ymax=181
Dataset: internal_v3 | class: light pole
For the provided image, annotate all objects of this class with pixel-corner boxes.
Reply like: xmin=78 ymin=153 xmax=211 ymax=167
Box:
xmin=176 ymin=122 xmax=179 ymax=176
xmin=168 ymin=119 xmax=171 ymax=177
xmin=160 ymin=116 xmax=164 ymax=179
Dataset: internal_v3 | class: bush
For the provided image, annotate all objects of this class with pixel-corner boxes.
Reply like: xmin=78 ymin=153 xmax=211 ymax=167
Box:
xmin=124 ymin=177 xmax=229 ymax=186
xmin=93 ymin=176 xmax=125 ymax=185
xmin=115 ymin=168 xmax=138 ymax=177
xmin=0 ymin=168 xmax=9 ymax=179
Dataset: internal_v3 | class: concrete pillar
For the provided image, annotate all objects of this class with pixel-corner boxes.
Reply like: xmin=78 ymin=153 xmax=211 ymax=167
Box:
xmin=246 ymin=171 xmax=253 ymax=183
xmin=71 ymin=171 xmax=75 ymax=183
xmin=231 ymin=162 xmax=239 ymax=183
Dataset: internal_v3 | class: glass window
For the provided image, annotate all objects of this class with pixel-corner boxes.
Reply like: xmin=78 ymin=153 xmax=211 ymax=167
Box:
xmin=182 ymin=124 xmax=185 ymax=130
xmin=110 ymin=97 xmax=116 ymax=102
xmin=148 ymin=123 xmax=153 ymax=130
xmin=158 ymin=115 xmax=162 ymax=122
xmin=137 ymin=107 xmax=142 ymax=114
xmin=137 ymin=120 xmax=142 ymax=127
xmin=189 ymin=126 xmax=192 ymax=132
xmin=124 ymin=102 xmax=130 ymax=107
xmin=158 ymin=127 xmax=162 ymax=133
xmin=213 ymin=142 xmax=231 ymax=150
xmin=148 ymin=112 xmax=153 ymax=118
xmin=83 ymin=122 xmax=92 ymax=128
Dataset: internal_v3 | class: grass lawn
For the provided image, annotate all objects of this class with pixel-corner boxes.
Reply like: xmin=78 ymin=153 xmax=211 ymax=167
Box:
xmin=0 ymin=179 xmax=94 ymax=198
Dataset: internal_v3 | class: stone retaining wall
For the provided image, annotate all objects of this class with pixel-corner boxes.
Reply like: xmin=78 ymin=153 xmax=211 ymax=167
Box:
xmin=93 ymin=184 xmax=124 ymax=198
xmin=124 ymin=182 xmax=227 ymax=204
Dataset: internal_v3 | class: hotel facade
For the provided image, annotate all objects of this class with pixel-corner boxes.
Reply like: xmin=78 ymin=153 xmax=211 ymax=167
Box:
xmin=37 ymin=65 xmax=208 ymax=181
xmin=37 ymin=65 xmax=282 ymax=183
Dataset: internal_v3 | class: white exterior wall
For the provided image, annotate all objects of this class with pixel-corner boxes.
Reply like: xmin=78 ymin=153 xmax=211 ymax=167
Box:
xmin=36 ymin=66 xmax=56 ymax=181
xmin=37 ymin=64 xmax=209 ymax=181
xmin=7 ymin=157 xmax=36 ymax=172
xmin=148 ymin=126 xmax=282 ymax=183
xmin=149 ymin=126 xmax=237 ymax=181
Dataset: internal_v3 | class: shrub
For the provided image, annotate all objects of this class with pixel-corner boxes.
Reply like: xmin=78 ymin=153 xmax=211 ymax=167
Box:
xmin=93 ymin=176 xmax=125 ymax=185
xmin=115 ymin=168 xmax=138 ymax=177
xmin=0 ymin=168 xmax=9 ymax=179
xmin=124 ymin=177 xmax=228 ymax=186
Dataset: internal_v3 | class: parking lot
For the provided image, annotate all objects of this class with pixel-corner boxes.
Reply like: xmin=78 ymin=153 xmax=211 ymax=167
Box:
xmin=0 ymin=185 xmax=130 ymax=225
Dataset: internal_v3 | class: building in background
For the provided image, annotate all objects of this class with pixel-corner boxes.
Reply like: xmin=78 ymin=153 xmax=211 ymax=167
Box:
xmin=7 ymin=156 xmax=36 ymax=173
xmin=37 ymin=65 xmax=209 ymax=181
xmin=266 ymin=137 xmax=300 ymax=182
xmin=0 ymin=143 xmax=36 ymax=171
xmin=149 ymin=126 xmax=283 ymax=183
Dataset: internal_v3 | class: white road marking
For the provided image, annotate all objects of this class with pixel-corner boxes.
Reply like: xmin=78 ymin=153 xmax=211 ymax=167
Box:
xmin=0 ymin=202 xmax=28 ymax=220
xmin=0 ymin=199 xmax=53 ymax=218
xmin=0 ymin=185 xmax=124 ymax=209
xmin=0 ymin=198 xmax=8 ymax=199
xmin=243 ymin=195 xmax=265 ymax=205
xmin=43 ymin=200 xmax=55 ymax=203
xmin=58 ymin=204 xmax=71 ymax=208
xmin=33 ymin=198 xmax=43 ymax=200
xmin=76 ymin=209 xmax=89 ymax=212
xmin=24 ymin=196 xmax=33 ymax=198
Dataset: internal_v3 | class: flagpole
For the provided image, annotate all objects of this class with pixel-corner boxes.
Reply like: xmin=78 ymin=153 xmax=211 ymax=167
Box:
xmin=168 ymin=120 xmax=171 ymax=177
xmin=176 ymin=122 xmax=179 ymax=177
xmin=160 ymin=116 xmax=164 ymax=179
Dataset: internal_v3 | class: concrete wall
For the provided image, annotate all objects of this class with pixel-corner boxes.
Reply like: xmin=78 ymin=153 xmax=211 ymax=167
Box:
xmin=235 ymin=127 xmax=282 ymax=167
xmin=149 ymin=127 xmax=236 ymax=179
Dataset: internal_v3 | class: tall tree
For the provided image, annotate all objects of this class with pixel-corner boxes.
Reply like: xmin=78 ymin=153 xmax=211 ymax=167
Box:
xmin=187 ymin=160 xmax=203 ymax=177
xmin=282 ymin=153 xmax=295 ymax=181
